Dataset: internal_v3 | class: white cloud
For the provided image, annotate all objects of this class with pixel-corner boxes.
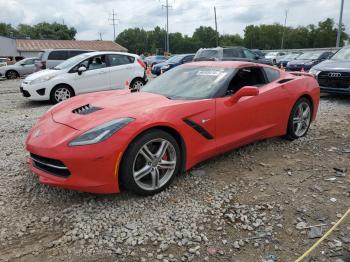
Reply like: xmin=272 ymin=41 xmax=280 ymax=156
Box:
xmin=0 ymin=0 xmax=348 ymax=40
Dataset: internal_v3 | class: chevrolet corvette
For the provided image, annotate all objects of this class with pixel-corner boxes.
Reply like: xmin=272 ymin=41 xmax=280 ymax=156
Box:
xmin=26 ymin=61 xmax=320 ymax=195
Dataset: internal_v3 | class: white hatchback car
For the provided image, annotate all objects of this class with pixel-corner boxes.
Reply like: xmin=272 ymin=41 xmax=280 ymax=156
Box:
xmin=20 ymin=52 xmax=147 ymax=103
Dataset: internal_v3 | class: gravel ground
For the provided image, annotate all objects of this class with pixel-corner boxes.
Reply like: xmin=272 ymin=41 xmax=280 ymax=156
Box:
xmin=0 ymin=79 xmax=349 ymax=262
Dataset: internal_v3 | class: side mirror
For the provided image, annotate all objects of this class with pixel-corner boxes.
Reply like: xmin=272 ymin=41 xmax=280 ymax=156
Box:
xmin=229 ymin=86 xmax=259 ymax=103
xmin=20 ymin=63 xmax=25 ymax=66
xmin=78 ymin=66 xmax=87 ymax=75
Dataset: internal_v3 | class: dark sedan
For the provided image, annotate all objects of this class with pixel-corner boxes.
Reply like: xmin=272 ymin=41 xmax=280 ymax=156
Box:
xmin=277 ymin=53 xmax=303 ymax=68
xmin=144 ymin=55 xmax=167 ymax=68
xmin=286 ymin=51 xmax=333 ymax=71
xmin=151 ymin=54 xmax=194 ymax=76
xmin=309 ymin=45 xmax=350 ymax=95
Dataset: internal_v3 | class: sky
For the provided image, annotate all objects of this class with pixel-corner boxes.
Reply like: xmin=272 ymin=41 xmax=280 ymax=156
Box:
xmin=0 ymin=0 xmax=349 ymax=41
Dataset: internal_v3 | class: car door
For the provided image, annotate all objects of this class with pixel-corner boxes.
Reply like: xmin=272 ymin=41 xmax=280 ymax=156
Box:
xmin=71 ymin=54 xmax=110 ymax=94
xmin=20 ymin=59 xmax=36 ymax=75
xmin=215 ymin=66 xmax=289 ymax=154
xmin=107 ymin=54 xmax=134 ymax=89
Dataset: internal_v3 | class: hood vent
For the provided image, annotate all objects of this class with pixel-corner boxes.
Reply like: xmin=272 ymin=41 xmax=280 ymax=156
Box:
xmin=72 ymin=104 xmax=102 ymax=115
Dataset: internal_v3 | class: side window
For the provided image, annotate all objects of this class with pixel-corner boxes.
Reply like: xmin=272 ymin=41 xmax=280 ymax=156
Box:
xmin=48 ymin=51 xmax=69 ymax=60
xmin=73 ymin=55 xmax=107 ymax=72
xmin=225 ymin=67 xmax=267 ymax=96
xmin=69 ymin=50 xmax=86 ymax=58
xmin=223 ymin=48 xmax=244 ymax=59
xmin=182 ymin=55 xmax=193 ymax=63
xmin=108 ymin=54 xmax=134 ymax=67
xmin=264 ymin=68 xmax=280 ymax=83
xmin=243 ymin=49 xmax=257 ymax=59
xmin=23 ymin=59 xmax=34 ymax=65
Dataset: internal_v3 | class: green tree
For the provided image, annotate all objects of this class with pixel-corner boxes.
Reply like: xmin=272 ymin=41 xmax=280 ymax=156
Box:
xmin=192 ymin=26 xmax=217 ymax=48
xmin=0 ymin=23 xmax=17 ymax=37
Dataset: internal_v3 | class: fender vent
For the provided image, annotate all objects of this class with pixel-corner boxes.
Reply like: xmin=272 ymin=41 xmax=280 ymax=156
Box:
xmin=278 ymin=78 xmax=293 ymax=84
xmin=72 ymin=104 xmax=102 ymax=115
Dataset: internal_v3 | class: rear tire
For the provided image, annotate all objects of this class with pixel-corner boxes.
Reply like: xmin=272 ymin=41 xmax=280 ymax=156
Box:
xmin=6 ymin=70 xmax=19 ymax=79
xmin=286 ymin=97 xmax=312 ymax=140
xmin=130 ymin=78 xmax=146 ymax=91
xmin=50 ymin=85 xmax=74 ymax=104
xmin=120 ymin=129 xmax=181 ymax=196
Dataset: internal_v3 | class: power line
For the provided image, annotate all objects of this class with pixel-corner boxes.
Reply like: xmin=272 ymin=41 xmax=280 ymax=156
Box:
xmin=109 ymin=9 xmax=120 ymax=41
xmin=336 ymin=0 xmax=345 ymax=47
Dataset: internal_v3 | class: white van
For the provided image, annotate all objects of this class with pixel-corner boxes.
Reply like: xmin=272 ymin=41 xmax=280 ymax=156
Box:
xmin=21 ymin=52 xmax=147 ymax=103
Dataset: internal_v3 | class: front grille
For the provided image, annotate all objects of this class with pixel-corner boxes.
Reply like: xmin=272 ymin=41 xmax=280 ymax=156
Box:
xmin=30 ymin=153 xmax=70 ymax=177
xmin=72 ymin=104 xmax=102 ymax=115
xmin=318 ymin=71 xmax=350 ymax=89
xmin=20 ymin=87 xmax=31 ymax=97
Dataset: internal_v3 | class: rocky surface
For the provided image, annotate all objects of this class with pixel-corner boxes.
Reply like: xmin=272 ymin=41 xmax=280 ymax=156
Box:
xmin=0 ymin=79 xmax=349 ymax=262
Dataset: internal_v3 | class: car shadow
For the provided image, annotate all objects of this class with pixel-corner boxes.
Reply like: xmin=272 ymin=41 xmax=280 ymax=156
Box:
xmin=18 ymin=100 xmax=53 ymax=109
xmin=320 ymin=93 xmax=350 ymax=105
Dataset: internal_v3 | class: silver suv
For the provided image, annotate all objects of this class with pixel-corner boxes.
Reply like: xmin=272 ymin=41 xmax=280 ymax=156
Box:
xmin=35 ymin=49 xmax=94 ymax=71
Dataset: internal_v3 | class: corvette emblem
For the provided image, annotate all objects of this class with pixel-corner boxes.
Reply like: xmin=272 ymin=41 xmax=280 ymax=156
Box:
xmin=33 ymin=129 xmax=41 ymax=138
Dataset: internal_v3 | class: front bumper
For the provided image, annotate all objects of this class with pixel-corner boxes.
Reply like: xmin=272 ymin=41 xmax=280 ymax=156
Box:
xmin=26 ymin=118 xmax=122 ymax=193
xmin=320 ymin=86 xmax=350 ymax=94
xmin=20 ymin=81 xmax=50 ymax=101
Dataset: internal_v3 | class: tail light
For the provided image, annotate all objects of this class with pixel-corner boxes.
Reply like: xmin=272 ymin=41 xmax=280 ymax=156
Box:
xmin=137 ymin=59 xmax=146 ymax=69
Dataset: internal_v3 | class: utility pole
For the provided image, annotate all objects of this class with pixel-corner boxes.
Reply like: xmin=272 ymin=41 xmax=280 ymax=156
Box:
xmin=99 ymin=32 xmax=103 ymax=41
xmin=109 ymin=9 xmax=119 ymax=41
xmin=281 ymin=9 xmax=288 ymax=49
xmin=214 ymin=6 xmax=219 ymax=46
xmin=336 ymin=0 xmax=345 ymax=47
xmin=162 ymin=0 xmax=172 ymax=53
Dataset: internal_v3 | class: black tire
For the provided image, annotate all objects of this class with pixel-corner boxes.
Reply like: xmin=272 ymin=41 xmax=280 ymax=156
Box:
xmin=50 ymin=85 xmax=74 ymax=104
xmin=286 ymin=97 xmax=312 ymax=140
xmin=120 ymin=129 xmax=181 ymax=196
xmin=130 ymin=78 xmax=146 ymax=91
xmin=273 ymin=59 xmax=276 ymax=65
xmin=6 ymin=70 xmax=19 ymax=79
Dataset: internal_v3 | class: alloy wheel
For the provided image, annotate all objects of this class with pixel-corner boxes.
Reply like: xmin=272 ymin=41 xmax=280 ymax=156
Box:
xmin=133 ymin=138 xmax=176 ymax=191
xmin=132 ymin=80 xmax=144 ymax=91
xmin=292 ymin=101 xmax=311 ymax=137
xmin=54 ymin=87 xmax=71 ymax=102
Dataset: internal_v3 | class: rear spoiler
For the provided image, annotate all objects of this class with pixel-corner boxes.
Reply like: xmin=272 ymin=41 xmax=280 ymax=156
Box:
xmin=289 ymin=72 xmax=314 ymax=77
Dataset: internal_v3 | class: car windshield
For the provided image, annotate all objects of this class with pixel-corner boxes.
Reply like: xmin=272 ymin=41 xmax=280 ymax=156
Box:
xmin=54 ymin=53 xmax=91 ymax=70
xmin=167 ymin=55 xmax=184 ymax=63
xmin=142 ymin=66 xmax=233 ymax=100
xmin=297 ymin=52 xmax=323 ymax=60
xmin=331 ymin=46 xmax=350 ymax=60
xmin=194 ymin=50 xmax=220 ymax=61
xmin=266 ymin=52 xmax=278 ymax=56
xmin=284 ymin=53 xmax=301 ymax=59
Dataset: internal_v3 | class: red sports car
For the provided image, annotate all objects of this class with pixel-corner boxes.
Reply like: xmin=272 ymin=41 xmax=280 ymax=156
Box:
xmin=26 ymin=61 xmax=320 ymax=195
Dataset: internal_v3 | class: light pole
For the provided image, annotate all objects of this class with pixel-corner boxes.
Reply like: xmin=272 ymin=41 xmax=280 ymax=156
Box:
xmin=336 ymin=0 xmax=345 ymax=47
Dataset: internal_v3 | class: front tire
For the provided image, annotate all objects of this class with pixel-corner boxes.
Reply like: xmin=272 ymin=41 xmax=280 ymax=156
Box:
xmin=120 ymin=129 xmax=181 ymax=195
xmin=286 ymin=97 xmax=312 ymax=140
xmin=50 ymin=85 xmax=74 ymax=104
xmin=6 ymin=70 xmax=19 ymax=79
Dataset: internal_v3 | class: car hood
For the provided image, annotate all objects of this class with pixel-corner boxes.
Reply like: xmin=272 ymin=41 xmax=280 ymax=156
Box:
xmin=153 ymin=62 xmax=168 ymax=69
xmin=313 ymin=59 xmax=350 ymax=71
xmin=25 ymin=69 xmax=61 ymax=80
xmin=288 ymin=59 xmax=315 ymax=65
xmin=51 ymin=90 xmax=186 ymax=131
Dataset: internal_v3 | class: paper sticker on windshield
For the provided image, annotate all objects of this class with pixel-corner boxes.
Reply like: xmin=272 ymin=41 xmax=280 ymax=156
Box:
xmin=197 ymin=70 xmax=222 ymax=76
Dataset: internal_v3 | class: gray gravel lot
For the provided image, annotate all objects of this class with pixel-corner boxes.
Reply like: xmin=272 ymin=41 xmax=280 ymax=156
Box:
xmin=0 ymin=79 xmax=349 ymax=262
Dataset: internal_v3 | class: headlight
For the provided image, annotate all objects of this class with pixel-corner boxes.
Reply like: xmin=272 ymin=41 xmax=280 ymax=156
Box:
xmin=69 ymin=118 xmax=134 ymax=146
xmin=309 ymin=68 xmax=320 ymax=76
xmin=30 ymin=74 xmax=57 ymax=85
